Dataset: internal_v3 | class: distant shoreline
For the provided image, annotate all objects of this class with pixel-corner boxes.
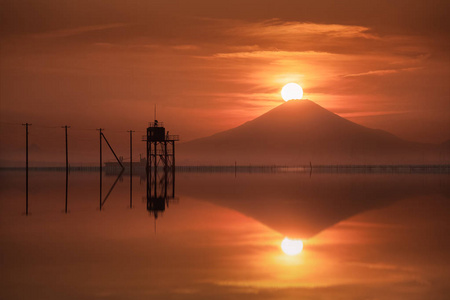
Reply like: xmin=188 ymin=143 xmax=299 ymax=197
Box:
xmin=1 ymin=164 xmax=449 ymax=174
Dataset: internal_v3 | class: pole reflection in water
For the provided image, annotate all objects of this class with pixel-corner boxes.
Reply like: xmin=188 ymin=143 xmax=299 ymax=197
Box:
xmin=100 ymin=169 xmax=124 ymax=210
xmin=65 ymin=172 xmax=68 ymax=213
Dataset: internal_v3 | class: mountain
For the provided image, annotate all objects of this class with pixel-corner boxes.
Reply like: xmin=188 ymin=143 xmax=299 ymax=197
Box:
xmin=178 ymin=100 xmax=437 ymax=165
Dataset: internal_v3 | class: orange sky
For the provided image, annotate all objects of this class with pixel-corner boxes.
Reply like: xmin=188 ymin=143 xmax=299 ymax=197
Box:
xmin=1 ymin=0 xmax=449 ymax=165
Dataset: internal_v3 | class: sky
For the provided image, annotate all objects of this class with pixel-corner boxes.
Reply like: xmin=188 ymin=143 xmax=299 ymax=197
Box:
xmin=1 ymin=0 xmax=449 ymax=165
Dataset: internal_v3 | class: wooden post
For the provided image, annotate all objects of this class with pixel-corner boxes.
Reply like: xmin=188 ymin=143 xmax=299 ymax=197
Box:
xmin=62 ymin=125 xmax=70 ymax=213
xmin=128 ymin=130 xmax=134 ymax=208
xmin=22 ymin=123 xmax=32 ymax=215
xmin=97 ymin=128 xmax=104 ymax=210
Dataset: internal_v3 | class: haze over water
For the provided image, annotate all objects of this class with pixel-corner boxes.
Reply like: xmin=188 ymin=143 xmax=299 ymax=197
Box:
xmin=1 ymin=170 xmax=449 ymax=299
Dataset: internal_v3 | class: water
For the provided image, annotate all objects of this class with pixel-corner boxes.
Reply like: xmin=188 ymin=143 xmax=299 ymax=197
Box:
xmin=1 ymin=170 xmax=449 ymax=299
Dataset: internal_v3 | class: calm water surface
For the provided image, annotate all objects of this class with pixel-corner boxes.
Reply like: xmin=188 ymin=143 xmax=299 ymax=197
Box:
xmin=0 ymin=170 xmax=449 ymax=299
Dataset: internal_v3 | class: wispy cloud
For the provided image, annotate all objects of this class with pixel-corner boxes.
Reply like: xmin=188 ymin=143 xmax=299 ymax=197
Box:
xmin=172 ymin=44 xmax=200 ymax=51
xmin=32 ymin=23 xmax=128 ymax=39
xmin=212 ymin=50 xmax=338 ymax=60
xmin=234 ymin=19 xmax=378 ymax=40
xmin=347 ymin=262 xmax=416 ymax=272
xmin=344 ymin=67 xmax=421 ymax=77
xmin=339 ymin=110 xmax=411 ymax=118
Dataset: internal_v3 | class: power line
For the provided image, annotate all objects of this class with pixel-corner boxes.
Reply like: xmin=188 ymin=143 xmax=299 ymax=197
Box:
xmin=0 ymin=121 xmax=23 ymax=126
xmin=1 ymin=121 xmax=150 ymax=133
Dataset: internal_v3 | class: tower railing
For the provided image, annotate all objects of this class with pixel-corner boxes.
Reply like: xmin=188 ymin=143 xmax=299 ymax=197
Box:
xmin=142 ymin=134 xmax=179 ymax=141
xmin=148 ymin=121 xmax=164 ymax=127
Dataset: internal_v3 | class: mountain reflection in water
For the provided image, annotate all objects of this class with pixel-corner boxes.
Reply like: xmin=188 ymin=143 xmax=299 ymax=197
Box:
xmin=178 ymin=172 xmax=449 ymax=239
xmin=0 ymin=170 xmax=449 ymax=300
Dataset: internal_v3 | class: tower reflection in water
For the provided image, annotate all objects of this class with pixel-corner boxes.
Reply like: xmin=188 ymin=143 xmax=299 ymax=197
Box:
xmin=146 ymin=166 xmax=177 ymax=220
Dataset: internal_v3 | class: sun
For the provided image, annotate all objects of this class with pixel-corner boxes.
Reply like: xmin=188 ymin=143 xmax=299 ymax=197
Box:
xmin=281 ymin=83 xmax=303 ymax=101
xmin=281 ymin=237 xmax=303 ymax=256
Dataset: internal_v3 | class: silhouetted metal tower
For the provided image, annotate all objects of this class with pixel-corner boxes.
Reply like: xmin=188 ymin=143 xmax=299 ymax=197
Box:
xmin=143 ymin=119 xmax=179 ymax=223
xmin=144 ymin=120 xmax=179 ymax=173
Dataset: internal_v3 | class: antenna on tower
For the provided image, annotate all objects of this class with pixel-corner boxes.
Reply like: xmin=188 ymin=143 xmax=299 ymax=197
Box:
xmin=154 ymin=104 xmax=157 ymax=121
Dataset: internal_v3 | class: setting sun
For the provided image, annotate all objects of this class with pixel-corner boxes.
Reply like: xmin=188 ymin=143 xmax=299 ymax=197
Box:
xmin=281 ymin=83 xmax=303 ymax=101
xmin=281 ymin=237 xmax=303 ymax=255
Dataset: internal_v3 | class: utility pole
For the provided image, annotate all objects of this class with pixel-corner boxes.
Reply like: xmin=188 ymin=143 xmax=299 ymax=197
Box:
xmin=127 ymin=130 xmax=135 ymax=208
xmin=22 ymin=123 xmax=32 ymax=215
xmin=97 ymin=128 xmax=104 ymax=210
xmin=62 ymin=125 xmax=70 ymax=213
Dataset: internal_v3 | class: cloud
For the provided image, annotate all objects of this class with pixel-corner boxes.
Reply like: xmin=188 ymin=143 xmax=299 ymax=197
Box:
xmin=339 ymin=111 xmax=411 ymax=118
xmin=172 ymin=44 xmax=200 ymax=51
xmin=343 ymin=67 xmax=421 ymax=78
xmin=31 ymin=23 xmax=128 ymax=39
xmin=230 ymin=19 xmax=378 ymax=40
xmin=346 ymin=262 xmax=415 ymax=272
xmin=212 ymin=50 xmax=336 ymax=60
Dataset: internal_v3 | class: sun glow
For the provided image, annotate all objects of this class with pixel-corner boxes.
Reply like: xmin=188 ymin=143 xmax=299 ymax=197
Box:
xmin=281 ymin=83 xmax=303 ymax=101
xmin=281 ymin=237 xmax=303 ymax=256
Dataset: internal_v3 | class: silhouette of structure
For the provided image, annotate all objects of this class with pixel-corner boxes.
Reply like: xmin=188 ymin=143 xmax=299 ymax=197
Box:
xmin=146 ymin=166 xmax=177 ymax=220
xmin=144 ymin=119 xmax=179 ymax=227
xmin=97 ymin=129 xmax=124 ymax=211
xmin=146 ymin=160 xmax=178 ymax=235
xmin=144 ymin=120 xmax=179 ymax=173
